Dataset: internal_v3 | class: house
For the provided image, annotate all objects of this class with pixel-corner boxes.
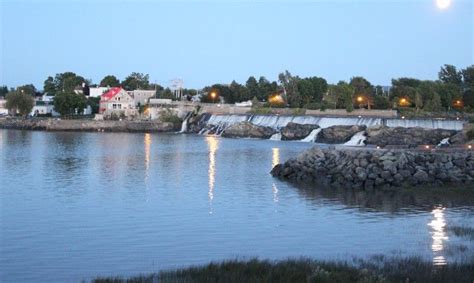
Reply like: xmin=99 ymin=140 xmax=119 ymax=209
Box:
xmin=127 ymin=89 xmax=156 ymax=106
xmin=99 ymin=87 xmax=137 ymax=117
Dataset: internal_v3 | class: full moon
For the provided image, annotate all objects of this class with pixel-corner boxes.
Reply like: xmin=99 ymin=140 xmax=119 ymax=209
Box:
xmin=436 ymin=0 xmax=452 ymax=9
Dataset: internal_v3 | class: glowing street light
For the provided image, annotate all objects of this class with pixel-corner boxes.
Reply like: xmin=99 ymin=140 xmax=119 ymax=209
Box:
xmin=209 ymin=91 xmax=218 ymax=103
xmin=399 ymin=97 xmax=410 ymax=106
xmin=269 ymin=94 xmax=284 ymax=106
xmin=356 ymin=96 xmax=363 ymax=103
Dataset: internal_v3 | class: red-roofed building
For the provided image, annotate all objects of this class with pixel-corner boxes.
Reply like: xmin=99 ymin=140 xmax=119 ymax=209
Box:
xmin=99 ymin=87 xmax=137 ymax=117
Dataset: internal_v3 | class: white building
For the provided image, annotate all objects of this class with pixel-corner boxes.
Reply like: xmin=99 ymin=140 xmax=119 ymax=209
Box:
xmin=127 ymin=89 xmax=156 ymax=106
xmin=0 ymin=99 xmax=8 ymax=115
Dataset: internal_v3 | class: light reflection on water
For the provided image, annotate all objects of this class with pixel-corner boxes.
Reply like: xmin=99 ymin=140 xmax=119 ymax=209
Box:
xmin=429 ymin=207 xmax=448 ymax=265
xmin=1 ymin=130 xmax=474 ymax=282
xmin=206 ymin=135 xmax=219 ymax=205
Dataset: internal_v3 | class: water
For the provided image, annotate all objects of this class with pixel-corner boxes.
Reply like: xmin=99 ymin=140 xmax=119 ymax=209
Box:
xmin=300 ymin=128 xmax=321 ymax=142
xmin=344 ymin=131 xmax=367 ymax=146
xmin=1 ymin=130 xmax=474 ymax=282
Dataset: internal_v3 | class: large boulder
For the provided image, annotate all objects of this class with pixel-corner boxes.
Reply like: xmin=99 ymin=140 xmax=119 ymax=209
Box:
xmin=317 ymin=125 xmax=366 ymax=144
xmin=221 ymin=121 xmax=277 ymax=139
xmin=281 ymin=122 xmax=319 ymax=141
xmin=366 ymin=126 xmax=458 ymax=147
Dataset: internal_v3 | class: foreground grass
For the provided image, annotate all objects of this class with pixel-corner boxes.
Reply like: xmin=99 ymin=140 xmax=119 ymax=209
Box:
xmin=92 ymin=256 xmax=474 ymax=283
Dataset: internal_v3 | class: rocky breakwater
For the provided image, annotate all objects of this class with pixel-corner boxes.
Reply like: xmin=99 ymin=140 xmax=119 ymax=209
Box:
xmin=271 ymin=147 xmax=474 ymax=189
xmin=280 ymin=122 xmax=319 ymax=140
xmin=221 ymin=121 xmax=276 ymax=139
xmin=0 ymin=118 xmax=177 ymax=132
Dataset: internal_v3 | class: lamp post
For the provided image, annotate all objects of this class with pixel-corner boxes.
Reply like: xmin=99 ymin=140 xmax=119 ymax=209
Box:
xmin=210 ymin=91 xmax=217 ymax=103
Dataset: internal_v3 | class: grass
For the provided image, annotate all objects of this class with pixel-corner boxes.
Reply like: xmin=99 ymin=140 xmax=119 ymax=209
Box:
xmin=91 ymin=256 xmax=474 ymax=283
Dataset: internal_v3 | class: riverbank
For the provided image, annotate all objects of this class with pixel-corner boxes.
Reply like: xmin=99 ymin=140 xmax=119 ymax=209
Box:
xmin=271 ymin=147 xmax=474 ymax=189
xmin=0 ymin=117 xmax=179 ymax=132
xmin=92 ymin=256 xmax=474 ymax=283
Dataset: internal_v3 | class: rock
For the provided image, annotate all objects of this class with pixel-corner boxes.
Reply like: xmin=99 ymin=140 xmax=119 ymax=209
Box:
xmin=317 ymin=125 xmax=367 ymax=144
xmin=271 ymin=146 xmax=474 ymax=189
xmin=413 ymin=170 xmax=429 ymax=183
xmin=366 ymin=126 xmax=458 ymax=147
xmin=222 ymin=121 xmax=277 ymax=139
xmin=450 ymin=131 xmax=467 ymax=145
xmin=280 ymin=122 xmax=319 ymax=141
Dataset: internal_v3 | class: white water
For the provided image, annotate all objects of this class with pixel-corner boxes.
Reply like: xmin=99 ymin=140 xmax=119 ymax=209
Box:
xmin=269 ymin=133 xmax=282 ymax=141
xmin=344 ymin=131 xmax=367 ymax=146
xmin=180 ymin=117 xmax=189 ymax=133
xmin=300 ymin=128 xmax=321 ymax=142
xmin=197 ymin=114 xmax=465 ymax=136
xmin=438 ymin=137 xmax=451 ymax=147
xmin=385 ymin=119 xmax=463 ymax=130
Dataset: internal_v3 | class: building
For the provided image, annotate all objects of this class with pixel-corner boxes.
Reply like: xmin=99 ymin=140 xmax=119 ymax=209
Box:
xmin=89 ymin=87 xmax=110 ymax=98
xmin=127 ymin=89 xmax=156 ymax=106
xmin=99 ymin=87 xmax=137 ymax=117
xmin=0 ymin=98 xmax=8 ymax=115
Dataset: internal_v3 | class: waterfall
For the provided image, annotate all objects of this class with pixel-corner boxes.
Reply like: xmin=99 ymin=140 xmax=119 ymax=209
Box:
xmin=300 ymin=128 xmax=321 ymax=142
xmin=437 ymin=137 xmax=450 ymax=147
xmin=269 ymin=133 xmax=282 ymax=141
xmin=196 ymin=114 xmax=464 ymax=136
xmin=344 ymin=131 xmax=367 ymax=146
xmin=385 ymin=118 xmax=463 ymax=130
xmin=179 ymin=112 xmax=192 ymax=133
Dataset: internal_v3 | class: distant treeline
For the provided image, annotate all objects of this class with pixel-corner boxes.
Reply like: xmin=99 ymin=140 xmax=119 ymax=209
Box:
xmin=1 ymin=64 xmax=473 ymax=114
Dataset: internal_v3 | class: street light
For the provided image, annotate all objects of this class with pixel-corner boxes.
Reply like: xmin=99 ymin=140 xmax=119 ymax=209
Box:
xmin=210 ymin=91 xmax=217 ymax=103
xmin=356 ymin=96 xmax=363 ymax=103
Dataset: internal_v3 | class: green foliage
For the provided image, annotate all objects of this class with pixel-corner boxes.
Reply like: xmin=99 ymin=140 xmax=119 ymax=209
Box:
xmin=43 ymin=76 xmax=56 ymax=95
xmin=5 ymin=91 xmax=35 ymax=116
xmin=53 ymin=72 xmax=85 ymax=93
xmin=93 ymin=256 xmax=474 ymax=283
xmin=53 ymin=92 xmax=87 ymax=115
xmin=463 ymin=89 xmax=474 ymax=108
xmin=157 ymin=88 xmax=175 ymax=100
xmin=467 ymin=129 xmax=474 ymax=141
xmin=439 ymin=64 xmax=462 ymax=86
xmin=121 ymin=72 xmax=150 ymax=91
xmin=423 ymin=92 xmax=443 ymax=112
xmin=159 ymin=109 xmax=182 ymax=127
xmin=297 ymin=77 xmax=328 ymax=106
xmin=87 ymin=96 xmax=101 ymax=114
xmin=0 ymin=85 xmax=9 ymax=97
xmin=373 ymin=95 xmax=390 ymax=110
xmin=100 ymin=75 xmax=120 ymax=87
xmin=462 ymin=65 xmax=474 ymax=89
xmin=246 ymin=76 xmax=259 ymax=100
xmin=17 ymin=84 xmax=37 ymax=96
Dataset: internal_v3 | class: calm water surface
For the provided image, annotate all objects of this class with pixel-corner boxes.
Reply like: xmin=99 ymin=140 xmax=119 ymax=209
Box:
xmin=1 ymin=130 xmax=473 ymax=282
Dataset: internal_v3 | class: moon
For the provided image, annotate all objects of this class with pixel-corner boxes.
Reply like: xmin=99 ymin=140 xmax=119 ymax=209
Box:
xmin=436 ymin=0 xmax=452 ymax=9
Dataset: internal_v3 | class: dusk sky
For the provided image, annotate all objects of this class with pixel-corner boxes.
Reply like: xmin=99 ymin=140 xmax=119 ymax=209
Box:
xmin=1 ymin=0 xmax=472 ymax=90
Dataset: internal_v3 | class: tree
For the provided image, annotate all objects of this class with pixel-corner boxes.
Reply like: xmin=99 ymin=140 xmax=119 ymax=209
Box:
xmin=43 ymin=76 xmax=56 ymax=95
xmin=229 ymin=80 xmax=250 ymax=102
xmin=100 ymin=75 xmax=120 ymax=87
xmin=463 ymin=89 xmax=474 ymax=108
xmin=245 ymin=76 xmax=259 ymax=100
xmin=17 ymin=84 xmax=37 ymax=96
xmin=424 ymin=92 xmax=443 ymax=112
xmin=414 ymin=92 xmax=423 ymax=112
xmin=157 ymin=88 xmax=174 ymax=100
xmin=331 ymin=81 xmax=354 ymax=111
xmin=373 ymin=95 xmax=390 ymax=110
xmin=298 ymin=76 xmax=328 ymax=106
xmin=462 ymin=65 xmax=474 ymax=90
xmin=436 ymin=82 xmax=462 ymax=109
xmin=53 ymin=72 xmax=85 ymax=93
xmin=121 ymin=72 xmax=150 ymax=91
xmin=439 ymin=64 xmax=462 ymax=86
xmin=350 ymin=77 xmax=374 ymax=109
xmin=5 ymin=90 xmax=34 ymax=116
xmin=278 ymin=70 xmax=300 ymax=107
xmin=87 ymin=96 xmax=101 ymax=114
xmin=0 ymin=85 xmax=8 ymax=98
xmin=53 ymin=92 xmax=87 ymax=115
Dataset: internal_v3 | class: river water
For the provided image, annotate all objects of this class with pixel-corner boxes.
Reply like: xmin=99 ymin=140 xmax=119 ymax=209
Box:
xmin=1 ymin=130 xmax=473 ymax=282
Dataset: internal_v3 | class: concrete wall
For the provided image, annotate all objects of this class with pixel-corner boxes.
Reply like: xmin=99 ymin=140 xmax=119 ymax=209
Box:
xmin=148 ymin=101 xmax=398 ymax=119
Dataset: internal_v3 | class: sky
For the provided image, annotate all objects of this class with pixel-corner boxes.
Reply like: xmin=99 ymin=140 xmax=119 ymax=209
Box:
xmin=0 ymin=0 xmax=473 ymax=90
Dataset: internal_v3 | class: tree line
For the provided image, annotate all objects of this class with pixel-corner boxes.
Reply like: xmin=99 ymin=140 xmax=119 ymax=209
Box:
xmin=1 ymin=64 xmax=473 ymax=116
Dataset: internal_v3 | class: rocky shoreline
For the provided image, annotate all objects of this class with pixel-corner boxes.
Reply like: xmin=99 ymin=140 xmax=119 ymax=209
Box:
xmin=0 ymin=118 xmax=178 ymax=132
xmin=271 ymin=147 xmax=474 ymax=189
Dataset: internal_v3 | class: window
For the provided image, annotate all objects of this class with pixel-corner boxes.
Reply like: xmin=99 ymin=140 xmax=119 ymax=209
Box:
xmin=113 ymin=104 xmax=116 ymax=109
